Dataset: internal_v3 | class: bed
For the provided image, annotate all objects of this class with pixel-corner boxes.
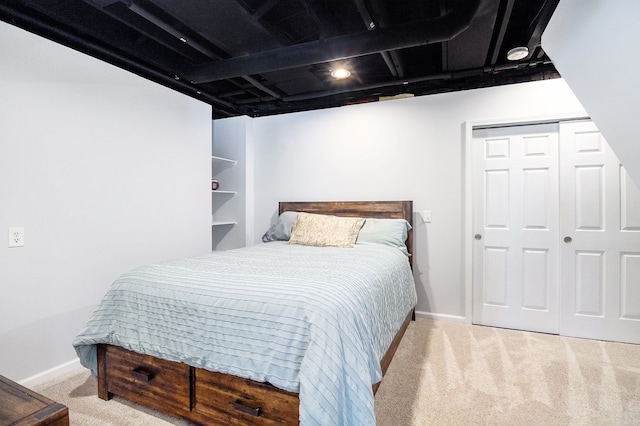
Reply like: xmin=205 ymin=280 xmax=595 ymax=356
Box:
xmin=73 ymin=201 xmax=416 ymax=425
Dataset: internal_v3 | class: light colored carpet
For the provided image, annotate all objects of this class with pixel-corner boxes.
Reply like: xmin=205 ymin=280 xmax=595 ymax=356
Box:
xmin=34 ymin=319 xmax=640 ymax=425
xmin=375 ymin=319 xmax=640 ymax=425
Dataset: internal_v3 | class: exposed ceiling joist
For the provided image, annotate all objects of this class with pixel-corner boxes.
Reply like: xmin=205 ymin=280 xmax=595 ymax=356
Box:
xmin=0 ymin=0 xmax=561 ymax=117
xmin=185 ymin=0 xmax=480 ymax=84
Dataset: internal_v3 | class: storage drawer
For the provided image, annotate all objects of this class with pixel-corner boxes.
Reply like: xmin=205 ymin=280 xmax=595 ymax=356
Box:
xmin=103 ymin=345 xmax=191 ymax=414
xmin=194 ymin=369 xmax=299 ymax=425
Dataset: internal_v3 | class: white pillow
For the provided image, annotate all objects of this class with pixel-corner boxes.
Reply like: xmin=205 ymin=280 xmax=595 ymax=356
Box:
xmin=356 ymin=218 xmax=411 ymax=256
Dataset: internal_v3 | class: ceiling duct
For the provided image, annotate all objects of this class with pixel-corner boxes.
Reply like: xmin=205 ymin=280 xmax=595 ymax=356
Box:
xmin=185 ymin=0 xmax=481 ymax=84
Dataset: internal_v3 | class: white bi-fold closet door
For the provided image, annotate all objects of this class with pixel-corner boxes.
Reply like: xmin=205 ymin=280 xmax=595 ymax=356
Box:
xmin=472 ymin=120 xmax=640 ymax=344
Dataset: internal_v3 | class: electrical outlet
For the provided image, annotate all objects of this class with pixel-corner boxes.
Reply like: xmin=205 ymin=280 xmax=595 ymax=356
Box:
xmin=8 ymin=227 xmax=24 ymax=248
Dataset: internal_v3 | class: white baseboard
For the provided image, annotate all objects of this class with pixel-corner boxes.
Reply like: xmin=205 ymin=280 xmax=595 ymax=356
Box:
xmin=415 ymin=310 xmax=470 ymax=324
xmin=19 ymin=358 xmax=82 ymax=388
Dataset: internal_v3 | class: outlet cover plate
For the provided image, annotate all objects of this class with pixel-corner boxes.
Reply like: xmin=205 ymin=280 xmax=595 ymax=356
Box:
xmin=9 ymin=227 xmax=24 ymax=248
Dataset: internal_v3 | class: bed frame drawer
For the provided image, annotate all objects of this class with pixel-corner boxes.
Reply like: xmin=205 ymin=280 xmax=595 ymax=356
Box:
xmin=102 ymin=345 xmax=191 ymax=414
xmin=194 ymin=369 xmax=299 ymax=425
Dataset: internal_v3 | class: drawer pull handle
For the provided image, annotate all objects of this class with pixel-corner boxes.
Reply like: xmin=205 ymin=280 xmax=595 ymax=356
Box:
xmin=233 ymin=399 xmax=262 ymax=417
xmin=131 ymin=367 xmax=154 ymax=382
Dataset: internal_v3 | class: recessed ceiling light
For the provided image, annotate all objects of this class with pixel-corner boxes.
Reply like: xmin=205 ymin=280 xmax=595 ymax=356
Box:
xmin=330 ymin=68 xmax=351 ymax=80
xmin=507 ymin=46 xmax=529 ymax=61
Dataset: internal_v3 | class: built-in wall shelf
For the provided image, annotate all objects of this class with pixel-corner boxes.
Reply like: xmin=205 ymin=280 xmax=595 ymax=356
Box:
xmin=213 ymin=116 xmax=249 ymax=251
xmin=212 ymin=151 xmax=238 ymax=248
xmin=212 ymin=156 xmax=237 ymax=165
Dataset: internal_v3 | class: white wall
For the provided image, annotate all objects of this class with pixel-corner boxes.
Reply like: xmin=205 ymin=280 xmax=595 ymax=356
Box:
xmin=543 ymin=0 xmax=640 ymax=186
xmin=0 ymin=22 xmax=211 ymax=382
xmin=248 ymin=79 xmax=586 ymax=319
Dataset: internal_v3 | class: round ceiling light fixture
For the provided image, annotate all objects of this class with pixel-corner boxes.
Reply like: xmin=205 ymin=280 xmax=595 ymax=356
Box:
xmin=507 ymin=46 xmax=529 ymax=61
xmin=330 ymin=68 xmax=351 ymax=80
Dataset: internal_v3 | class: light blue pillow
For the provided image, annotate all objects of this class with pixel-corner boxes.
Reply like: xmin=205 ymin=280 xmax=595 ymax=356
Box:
xmin=356 ymin=218 xmax=411 ymax=256
xmin=262 ymin=211 xmax=299 ymax=242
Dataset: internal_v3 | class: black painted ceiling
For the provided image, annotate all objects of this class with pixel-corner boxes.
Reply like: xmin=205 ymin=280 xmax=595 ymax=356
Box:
xmin=0 ymin=0 xmax=561 ymax=118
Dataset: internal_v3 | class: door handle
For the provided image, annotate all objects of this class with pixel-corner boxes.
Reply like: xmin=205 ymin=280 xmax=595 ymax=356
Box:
xmin=564 ymin=236 xmax=572 ymax=243
xmin=474 ymin=234 xmax=482 ymax=240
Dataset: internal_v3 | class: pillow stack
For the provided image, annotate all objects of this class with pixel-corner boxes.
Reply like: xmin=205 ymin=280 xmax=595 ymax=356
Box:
xmin=262 ymin=211 xmax=412 ymax=255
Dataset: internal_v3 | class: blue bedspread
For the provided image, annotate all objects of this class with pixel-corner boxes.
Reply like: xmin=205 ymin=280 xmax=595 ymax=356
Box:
xmin=73 ymin=242 xmax=416 ymax=425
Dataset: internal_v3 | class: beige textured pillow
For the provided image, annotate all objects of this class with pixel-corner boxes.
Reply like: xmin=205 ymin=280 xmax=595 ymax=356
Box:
xmin=289 ymin=212 xmax=365 ymax=248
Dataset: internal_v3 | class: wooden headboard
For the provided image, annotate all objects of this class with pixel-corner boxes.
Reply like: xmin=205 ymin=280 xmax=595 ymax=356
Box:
xmin=279 ymin=201 xmax=414 ymax=268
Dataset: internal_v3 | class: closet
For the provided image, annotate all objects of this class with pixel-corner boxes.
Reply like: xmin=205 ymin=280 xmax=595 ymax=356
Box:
xmin=472 ymin=120 xmax=640 ymax=344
